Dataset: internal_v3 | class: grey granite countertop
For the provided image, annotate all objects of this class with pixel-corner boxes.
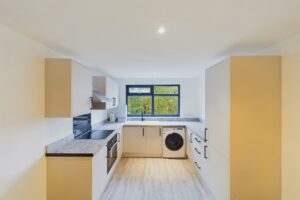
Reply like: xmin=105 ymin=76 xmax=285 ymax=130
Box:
xmin=46 ymin=139 xmax=106 ymax=157
xmin=46 ymin=120 xmax=205 ymax=157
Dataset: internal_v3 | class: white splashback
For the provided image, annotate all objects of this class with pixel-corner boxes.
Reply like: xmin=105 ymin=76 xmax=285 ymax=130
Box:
xmin=117 ymin=78 xmax=203 ymax=119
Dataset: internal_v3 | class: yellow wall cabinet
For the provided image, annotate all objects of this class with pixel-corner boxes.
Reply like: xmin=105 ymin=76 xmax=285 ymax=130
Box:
xmin=45 ymin=58 xmax=92 ymax=117
xmin=123 ymin=126 xmax=162 ymax=157
xmin=203 ymin=56 xmax=281 ymax=200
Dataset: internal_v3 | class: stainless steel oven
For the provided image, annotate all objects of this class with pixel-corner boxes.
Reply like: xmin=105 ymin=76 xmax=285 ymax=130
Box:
xmin=107 ymin=134 xmax=118 ymax=174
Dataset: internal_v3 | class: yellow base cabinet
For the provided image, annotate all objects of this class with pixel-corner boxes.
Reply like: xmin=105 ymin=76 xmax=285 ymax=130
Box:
xmin=47 ymin=147 xmax=107 ymax=200
xmin=204 ymin=56 xmax=281 ymax=200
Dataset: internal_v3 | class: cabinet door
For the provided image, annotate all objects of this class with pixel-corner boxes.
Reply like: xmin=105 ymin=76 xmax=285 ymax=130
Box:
xmin=145 ymin=127 xmax=162 ymax=156
xmin=111 ymin=78 xmax=119 ymax=108
xmin=117 ymin=129 xmax=123 ymax=161
xmin=205 ymin=60 xmax=230 ymax=200
xmin=92 ymin=146 xmax=108 ymax=200
xmin=72 ymin=61 xmax=92 ymax=116
xmin=192 ymin=135 xmax=203 ymax=163
xmin=205 ymin=61 xmax=230 ymax=155
xmin=186 ymin=129 xmax=193 ymax=160
xmin=105 ymin=77 xmax=119 ymax=109
xmin=123 ymin=127 xmax=145 ymax=153
xmin=201 ymin=146 xmax=228 ymax=200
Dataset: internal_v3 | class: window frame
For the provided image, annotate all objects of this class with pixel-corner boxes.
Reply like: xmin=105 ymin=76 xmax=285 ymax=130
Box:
xmin=126 ymin=84 xmax=180 ymax=117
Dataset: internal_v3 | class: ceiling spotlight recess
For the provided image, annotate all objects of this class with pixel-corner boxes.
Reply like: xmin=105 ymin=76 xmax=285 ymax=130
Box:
xmin=157 ymin=27 xmax=166 ymax=35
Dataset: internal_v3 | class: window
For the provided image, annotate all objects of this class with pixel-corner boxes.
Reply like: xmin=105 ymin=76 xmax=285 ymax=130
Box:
xmin=126 ymin=85 xmax=180 ymax=117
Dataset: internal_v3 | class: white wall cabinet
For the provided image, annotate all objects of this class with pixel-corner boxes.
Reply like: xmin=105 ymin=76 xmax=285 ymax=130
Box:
xmin=92 ymin=76 xmax=119 ymax=110
xmin=45 ymin=58 xmax=92 ymax=117
xmin=123 ymin=126 xmax=162 ymax=157
xmin=105 ymin=77 xmax=119 ymax=108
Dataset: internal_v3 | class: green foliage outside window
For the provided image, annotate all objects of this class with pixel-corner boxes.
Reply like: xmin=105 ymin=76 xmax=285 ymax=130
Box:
xmin=127 ymin=96 xmax=152 ymax=115
xmin=154 ymin=96 xmax=178 ymax=115
xmin=127 ymin=85 xmax=180 ymax=116
xmin=154 ymin=86 xmax=178 ymax=94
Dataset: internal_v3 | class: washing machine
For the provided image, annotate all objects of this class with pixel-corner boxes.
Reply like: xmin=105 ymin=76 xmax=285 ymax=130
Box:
xmin=162 ymin=127 xmax=186 ymax=158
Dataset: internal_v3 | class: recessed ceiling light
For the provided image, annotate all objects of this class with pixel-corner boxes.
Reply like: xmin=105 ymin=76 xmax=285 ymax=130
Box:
xmin=157 ymin=27 xmax=166 ymax=35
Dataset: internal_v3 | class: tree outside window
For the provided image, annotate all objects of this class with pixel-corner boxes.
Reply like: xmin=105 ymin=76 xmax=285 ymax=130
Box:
xmin=126 ymin=85 xmax=180 ymax=116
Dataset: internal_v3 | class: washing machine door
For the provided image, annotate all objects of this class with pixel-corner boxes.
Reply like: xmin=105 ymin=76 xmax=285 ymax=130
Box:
xmin=165 ymin=133 xmax=184 ymax=151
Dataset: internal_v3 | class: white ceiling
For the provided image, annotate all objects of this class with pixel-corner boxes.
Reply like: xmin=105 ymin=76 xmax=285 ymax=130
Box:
xmin=0 ymin=0 xmax=300 ymax=78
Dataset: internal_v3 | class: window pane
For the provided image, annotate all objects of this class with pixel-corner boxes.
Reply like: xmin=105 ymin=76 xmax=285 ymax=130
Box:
xmin=154 ymin=96 xmax=178 ymax=115
xmin=154 ymin=86 xmax=178 ymax=94
xmin=128 ymin=87 xmax=151 ymax=94
xmin=128 ymin=96 xmax=152 ymax=115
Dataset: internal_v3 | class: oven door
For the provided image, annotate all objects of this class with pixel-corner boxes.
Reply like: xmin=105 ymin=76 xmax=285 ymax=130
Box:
xmin=107 ymin=142 xmax=118 ymax=174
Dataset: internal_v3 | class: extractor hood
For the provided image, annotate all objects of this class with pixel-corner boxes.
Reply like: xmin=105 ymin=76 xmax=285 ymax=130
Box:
xmin=92 ymin=90 xmax=112 ymax=103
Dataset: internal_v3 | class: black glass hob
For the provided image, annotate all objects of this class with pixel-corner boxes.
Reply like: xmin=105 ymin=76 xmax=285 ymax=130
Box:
xmin=75 ymin=130 xmax=115 ymax=140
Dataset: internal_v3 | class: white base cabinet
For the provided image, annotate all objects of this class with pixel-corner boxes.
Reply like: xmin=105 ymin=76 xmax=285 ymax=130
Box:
xmin=123 ymin=126 xmax=145 ymax=154
xmin=123 ymin=126 xmax=162 ymax=157
xmin=186 ymin=129 xmax=207 ymax=175
xmin=117 ymin=128 xmax=123 ymax=162
xmin=145 ymin=127 xmax=163 ymax=155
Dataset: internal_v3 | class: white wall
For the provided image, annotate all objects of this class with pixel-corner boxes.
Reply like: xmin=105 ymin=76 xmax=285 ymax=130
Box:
xmin=0 ymin=24 xmax=105 ymax=200
xmin=0 ymin=24 xmax=71 ymax=200
xmin=117 ymin=78 xmax=203 ymax=119
xmin=91 ymin=110 xmax=107 ymax=125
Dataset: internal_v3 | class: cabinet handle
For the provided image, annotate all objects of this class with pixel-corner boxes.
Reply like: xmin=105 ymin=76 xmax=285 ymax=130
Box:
xmin=194 ymin=148 xmax=201 ymax=155
xmin=89 ymin=97 xmax=93 ymax=109
xmin=204 ymin=146 xmax=208 ymax=159
xmin=190 ymin=132 xmax=193 ymax=143
xmin=159 ymin=128 xmax=162 ymax=136
xmin=204 ymin=128 xmax=208 ymax=142
xmin=143 ymin=128 xmax=144 ymax=136
xmin=195 ymin=162 xmax=201 ymax=170
xmin=112 ymin=97 xmax=116 ymax=106
xmin=194 ymin=137 xmax=201 ymax=143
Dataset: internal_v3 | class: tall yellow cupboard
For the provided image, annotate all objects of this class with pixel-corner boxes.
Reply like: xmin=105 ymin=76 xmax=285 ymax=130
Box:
xmin=204 ymin=56 xmax=281 ymax=200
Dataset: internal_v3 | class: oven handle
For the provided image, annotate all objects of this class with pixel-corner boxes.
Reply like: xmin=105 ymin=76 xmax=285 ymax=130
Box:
xmin=108 ymin=142 xmax=118 ymax=157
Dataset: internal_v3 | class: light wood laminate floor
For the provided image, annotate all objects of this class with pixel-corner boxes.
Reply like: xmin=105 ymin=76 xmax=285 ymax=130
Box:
xmin=100 ymin=158 xmax=215 ymax=200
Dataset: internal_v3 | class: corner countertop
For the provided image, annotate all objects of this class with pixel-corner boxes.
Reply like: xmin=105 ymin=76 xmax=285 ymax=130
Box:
xmin=46 ymin=120 xmax=205 ymax=157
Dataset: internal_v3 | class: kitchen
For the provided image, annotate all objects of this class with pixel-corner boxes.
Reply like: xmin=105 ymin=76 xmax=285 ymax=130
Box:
xmin=1 ymin=1 xmax=300 ymax=200
xmin=43 ymin=57 xmax=281 ymax=200
xmin=44 ymin=58 xmax=210 ymax=199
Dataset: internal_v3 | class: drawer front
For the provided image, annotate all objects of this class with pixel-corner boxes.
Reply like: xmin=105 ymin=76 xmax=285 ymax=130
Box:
xmin=191 ymin=135 xmax=204 ymax=173
xmin=192 ymin=135 xmax=203 ymax=159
